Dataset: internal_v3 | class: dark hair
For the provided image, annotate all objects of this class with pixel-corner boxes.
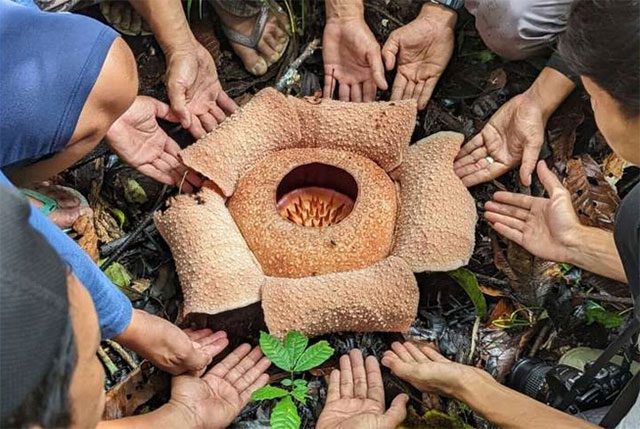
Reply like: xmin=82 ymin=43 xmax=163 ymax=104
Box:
xmin=2 ymin=323 xmax=76 ymax=428
xmin=559 ymin=0 xmax=640 ymax=117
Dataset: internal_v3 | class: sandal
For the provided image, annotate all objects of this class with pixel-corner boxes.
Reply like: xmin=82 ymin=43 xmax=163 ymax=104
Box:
xmin=100 ymin=2 xmax=152 ymax=36
xmin=21 ymin=185 xmax=92 ymax=230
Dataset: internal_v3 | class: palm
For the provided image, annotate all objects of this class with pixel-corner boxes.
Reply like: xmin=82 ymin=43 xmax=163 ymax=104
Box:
xmin=318 ymin=397 xmax=385 ymax=429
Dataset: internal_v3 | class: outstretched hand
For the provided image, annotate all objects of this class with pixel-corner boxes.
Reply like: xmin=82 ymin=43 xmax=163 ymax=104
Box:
xmin=106 ymin=96 xmax=202 ymax=192
xmin=381 ymin=342 xmax=472 ymax=398
xmin=484 ymin=161 xmax=583 ymax=262
xmin=322 ymin=17 xmax=388 ymax=102
xmin=317 ymin=349 xmax=408 ymax=429
xmin=165 ymin=41 xmax=238 ymax=138
xmin=381 ymin=3 xmax=456 ymax=110
xmin=169 ymin=344 xmax=271 ymax=429
xmin=454 ymin=92 xmax=548 ymax=187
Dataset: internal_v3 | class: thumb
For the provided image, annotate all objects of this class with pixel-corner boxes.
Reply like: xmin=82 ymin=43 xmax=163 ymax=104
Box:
xmin=519 ymin=139 xmax=543 ymax=187
xmin=381 ymin=36 xmax=399 ymax=71
xmin=150 ymin=97 xmax=181 ymax=124
xmin=180 ymin=340 xmax=213 ymax=375
xmin=382 ymin=394 xmax=409 ymax=426
xmin=367 ymin=49 xmax=388 ymax=90
xmin=166 ymin=80 xmax=191 ymax=129
xmin=537 ymin=160 xmax=564 ymax=197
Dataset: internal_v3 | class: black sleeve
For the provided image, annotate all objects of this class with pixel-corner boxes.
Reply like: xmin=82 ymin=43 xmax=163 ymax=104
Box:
xmin=614 ymin=183 xmax=640 ymax=318
xmin=546 ymin=51 xmax=581 ymax=85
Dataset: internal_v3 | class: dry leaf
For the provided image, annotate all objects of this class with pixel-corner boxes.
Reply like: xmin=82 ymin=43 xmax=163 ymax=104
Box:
xmin=71 ymin=214 xmax=99 ymax=261
xmin=548 ymin=94 xmax=585 ymax=174
xmin=602 ymin=152 xmax=628 ymax=187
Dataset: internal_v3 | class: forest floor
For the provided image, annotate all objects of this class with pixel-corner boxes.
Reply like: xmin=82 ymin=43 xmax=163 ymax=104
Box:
xmin=62 ymin=1 xmax=639 ymax=427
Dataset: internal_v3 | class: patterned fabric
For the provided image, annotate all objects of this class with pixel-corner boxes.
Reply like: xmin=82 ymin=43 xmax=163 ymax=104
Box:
xmin=208 ymin=0 xmax=261 ymax=17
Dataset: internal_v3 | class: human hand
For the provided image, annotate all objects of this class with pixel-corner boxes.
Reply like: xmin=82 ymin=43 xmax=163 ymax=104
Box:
xmin=316 ymin=349 xmax=408 ymax=429
xmin=484 ymin=161 xmax=584 ymax=262
xmin=381 ymin=3 xmax=456 ymax=110
xmin=454 ymin=91 xmax=548 ymax=187
xmin=165 ymin=41 xmax=237 ymax=138
xmin=168 ymin=344 xmax=271 ymax=429
xmin=322 ymin=15 xmax=387 ymax=101
xmin=106 ymin=96 xmax=203 ymax=192
xmin=381 ymin=342 xmax=474 ymax=398
xmin=114 ymin=309 xmax=229 ymax=376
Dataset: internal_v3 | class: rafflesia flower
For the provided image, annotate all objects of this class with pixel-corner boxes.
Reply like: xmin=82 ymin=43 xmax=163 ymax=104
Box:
xmin=154 ymin=88 xmax=477 ymax=337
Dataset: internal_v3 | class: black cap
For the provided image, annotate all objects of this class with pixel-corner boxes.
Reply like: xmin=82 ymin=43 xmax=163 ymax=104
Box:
xmin=0 ymin=186 xmax=69 ymax=419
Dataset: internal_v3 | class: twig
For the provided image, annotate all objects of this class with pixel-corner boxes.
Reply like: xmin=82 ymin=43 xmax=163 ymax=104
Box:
xmin=467 ymin=316 xmax=481 ymax=364
xmin=107 ymin=340 xmax=138 ymax=369
xmin=528 ymin=319 xmax=551 ymax=358
xmin=98 ymin=346 xmax=119 ymax=377
xmin=475 ymin=273 xmax=509 ymax=288
xmin=275 ymin=38 xmax=321 ymax=91
xmin=573 ymin=292 xmax=634 ymax=305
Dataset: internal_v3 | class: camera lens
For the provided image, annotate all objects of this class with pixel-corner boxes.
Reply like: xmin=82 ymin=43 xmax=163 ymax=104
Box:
xmin=508 ymin=358 xmax=553 ymax=402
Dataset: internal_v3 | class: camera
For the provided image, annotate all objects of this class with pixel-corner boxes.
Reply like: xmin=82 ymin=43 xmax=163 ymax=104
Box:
xmin=507 ymin=357 xmax=632 ymax=412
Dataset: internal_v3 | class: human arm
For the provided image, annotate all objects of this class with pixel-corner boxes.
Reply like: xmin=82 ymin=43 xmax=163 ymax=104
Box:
xmin=316 ymin=349 xmax=408 ymax=429
xmin=322 ymin=0 xmax=387 ymax=101
xmin=382 ymin=342 xmax=598 ymax=429
xmin=380 ymin=2 xmax=456 ymax=109
xmin=455 ymin=67 xmax=576 ymax=187
xmin=97 ymin=344 xmax=270 ymax=429
xmin=128 ymin=0 xmax=237 ymax=137
xmin=484 ymin=161 xmax=627 ymax=282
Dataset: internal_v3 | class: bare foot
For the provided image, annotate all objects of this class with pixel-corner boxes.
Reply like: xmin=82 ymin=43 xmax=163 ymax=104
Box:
xmin=27 ymin=184 xmax=93 ymax=229
xmin=100 ymin=2 xmax=152 ymax=36
xmin=213 ymin=5 xmax=289 ymax=76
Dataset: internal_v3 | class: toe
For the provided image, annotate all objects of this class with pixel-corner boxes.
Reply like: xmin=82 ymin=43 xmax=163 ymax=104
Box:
xmin=233 ymin=44 xmax=268 ymax=75
xmin=257 ymin=39 xmax=280 ymax=65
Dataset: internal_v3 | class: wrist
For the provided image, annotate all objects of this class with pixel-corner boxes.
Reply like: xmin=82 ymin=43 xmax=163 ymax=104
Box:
xmin=450 ymin=366 xmax=488 ymax=400
xmin=563 ymin=223 xmax=592 ymax=265
xmin=526 ymin=67 xmax=576 ymax=120
xmin=160 ymin=401 xmax=200 ymax=429
xmin=418 ymin=2 xmax=458 ymax=29
xmin=325 ymin=0 xmax=364 ymax=21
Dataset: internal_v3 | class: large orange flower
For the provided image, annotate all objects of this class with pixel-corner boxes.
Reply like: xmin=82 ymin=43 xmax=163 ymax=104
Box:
xmin=155 ymin=88 xmax=476 ymax=337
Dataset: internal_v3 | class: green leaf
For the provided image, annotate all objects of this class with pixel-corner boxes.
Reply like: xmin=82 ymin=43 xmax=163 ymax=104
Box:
xmin=283 ymin=331 xmax=308 ymax=366
xmin=448 ymin=268 xmax=487 ymax=318
xmin=260 ymin=331 xmax=292 ymax=371
xmin=584 ymin=301 xmax=624 ymax=329
xmin=270 ymin=396 xmax=301 ymax=429
xmin=251 ymin=385 xmax=290 ymax=401
xmin=104 ymin=262 xmax=132 ymax=289
xmin=292 ymin=379 xmax=307 ymax=388
xmin=124 ymin=178 xmax=147 ymax=204
xmin=291 ymin=384 xmax=308 ymax=404
xmin=281 ymin=378 xmax=292 ymax=387
xmin=293 ymin=340 xmax=334 ymax=372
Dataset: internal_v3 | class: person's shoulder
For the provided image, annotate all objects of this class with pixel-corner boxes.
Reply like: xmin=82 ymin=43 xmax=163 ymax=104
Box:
xmin=617 ymin=183 xmax=640 ymax=230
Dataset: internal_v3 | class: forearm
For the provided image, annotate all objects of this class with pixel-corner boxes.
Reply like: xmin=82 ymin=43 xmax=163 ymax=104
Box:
xmin=457 ymin=369 xmax=598 ymax=429
xmin=98 ymin=403 xmax=190 ymax=429
xmin=526 ymin=67 xmax=576 ymax=120
xmin=325 ymin=0 xmax=364 ymax=20
xmin=128 ymin=0 xmax=194 ymax=53
xmin=417 ymin=2 xmax=458 ymax=27
xmin=566 ymin=225 xmax=628 ymax=283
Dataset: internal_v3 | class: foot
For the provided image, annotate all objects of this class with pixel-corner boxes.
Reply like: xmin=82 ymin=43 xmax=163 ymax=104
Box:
xmin=213 ymin=6 xmax=289 ymax=76
xmin=26 ymin=184 xmax=93 ymax=229
xmin=100 ymin=2 xmax=152 ymax=36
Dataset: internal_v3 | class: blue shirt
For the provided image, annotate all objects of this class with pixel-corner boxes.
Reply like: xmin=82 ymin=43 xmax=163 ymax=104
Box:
xmin=0 ymin=1 xmax=132 ymax=338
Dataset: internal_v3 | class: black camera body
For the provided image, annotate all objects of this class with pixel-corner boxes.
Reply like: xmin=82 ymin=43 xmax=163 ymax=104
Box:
xmin=508 ymin=358 xmax=632 ymax=412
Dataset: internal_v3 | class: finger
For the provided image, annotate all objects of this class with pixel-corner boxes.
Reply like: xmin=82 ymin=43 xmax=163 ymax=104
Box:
xmin=537 ymin=161 xmax=565 ymax=197
xmin=380 ymin=354 xmax=412 ymax=379
xmin=418 ymin=344 xmax=451 ymax=363
xmin=198 ymin=112 xmax=218 ymax=133
xmin=199 ymin=337 xmax=230 ymax=359
xmin=363 ymin=80 xmax=377 ymax=102
xmin=391 ymin=342 xmax=415 ymax=363
xmin=145 ymin=97 xmax=181 ymax=123
xmin=404 ymin=342 xmax=429 ymax=363
xmin=166 ymin=81 xmax=191 ymax=129
xmin=416 ymin=81 xmax=431 ymax=110
xmin=381 ymin=36 xmax=399 ymax=71
xmin=350 ymin=83 xmax=363 ymax=103
xmin=208 ymin=343 xmax=252 ymax=378
xmin=484 ymin=211 xmax=526 ymax=231
xmin=224 ymin=347 xmax=264 ymax=384
xmin=455 ymin=133 xmax=485 ymax=161
xmin=454 ymin=146 xmax=489 ymax=171
xmin=183 ymin=328 xmax=214 ymax=341
xmin=419 ymin=76 xmax=439 ymax=108
xmin=239 ymin=373 xmax=270 ymax=404
xmin=492 ymin=191 xmax=535 ymax=210
xmin=402 ymin=80 xmax=416 ymax=100
xmin=326 ymin=369 xmax=341 ymax=402
xmin=338 ymin=83 xmax=350 ymax=102
xmin=520 ymin=143 xmax=543 ymax=187
xmin=186 ymin=113 xmax=207 ymax=139
xmin=207 ymin=103 xmax=227 ymax=124
xmin=234 ymin=356 xmax=272 ymax=392
xmin=490 ymin=221 xmax=525 ymax=245
xmin=216 ymin=90 xmax=238 ymax=115
xmin=349 ymin=350 xmax=368 ymax=399
xmin=390 ymin=74 xmax=408 ymax=102
xmin=137 ymin=164 xmax=177 ymax=186
xmin=484 ymin=201 xmax=529 ymax=221
xmin=339 ymin=354 xmax=354 ymax=398
xmin=183 ymin=170 xmax=204 ymax=189
xmin=366 ymin=49 xmax=388 ymax=90
xmin=459 ymin=163 xmax=509 ymax=187
xmin=412 ymin=80 xmax=425 ymax=105
xmin=382 ymin=394 xmax=409 ymax=427
xmin=193 ymin=330 xmax=228 ymax=347
xmin=365 ymin=355 xmax=385 ymax=404
xmin=323 ymin=67 xmax=337 ymax=99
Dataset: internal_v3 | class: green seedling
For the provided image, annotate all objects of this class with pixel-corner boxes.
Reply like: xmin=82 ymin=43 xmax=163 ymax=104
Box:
xmin=252 ymin=331 xmax=334 ymax=429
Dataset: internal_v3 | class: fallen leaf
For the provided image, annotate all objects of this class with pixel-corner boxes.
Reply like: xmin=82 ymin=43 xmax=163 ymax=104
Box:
xmin=564 ymin=154 xmax=620 ymax=230
xmin=602 ymin=152 xmax=628 ymax=187
xmin=547 ymin=93 xmax=585 ymax=174
xmin=71 ymin=214 xmax=99 ymax=261
xmin=484 ymin=68 xmax=507 ymax=92
xmin=103 ymin=362 xmax=168 ymax=420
